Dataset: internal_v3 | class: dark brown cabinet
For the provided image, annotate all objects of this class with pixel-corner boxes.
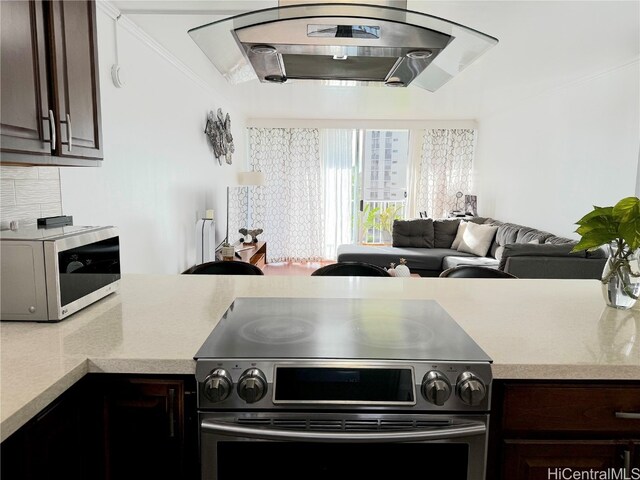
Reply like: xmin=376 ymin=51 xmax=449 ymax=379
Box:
xmin=0 ymin=0 xmax=102 ymax=166
xmin=0 ymin=379 xmax=94 ymax=480
xmin=0 ymin=375 xmax=198 ymax=480
xmin=503 ymin=440 xmax=636 ymax=479
xmin=0 ymin=1 xmax=51 ymax=156
xmin=489 ymin=381 xmax=640 ymax=480
xmin=99 ymin=377 xmax=198 ymax=480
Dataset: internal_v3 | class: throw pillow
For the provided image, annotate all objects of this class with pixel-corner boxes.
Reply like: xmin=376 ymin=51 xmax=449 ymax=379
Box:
xmin=450 ymin=221 xmax=467 ymax=250
xmin=392 ymin=219 xmax=435 ymax=248
xmin=457 ymin=222 xmax=499 ymax=257
xmin=433 ymin=218 xmax=461 ymax=248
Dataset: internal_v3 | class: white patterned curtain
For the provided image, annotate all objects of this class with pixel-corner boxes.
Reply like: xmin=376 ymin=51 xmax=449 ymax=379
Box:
xmin=321 ymin=129 xmax=356 ymax=259
xmin=249 ymin=128 xmax=324 ymax=262
xmin=415 ymin=129 xmax=476 ymax=218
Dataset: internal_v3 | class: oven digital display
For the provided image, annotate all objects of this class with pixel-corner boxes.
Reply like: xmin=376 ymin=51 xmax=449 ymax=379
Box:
xmin=274 ymin=367 xmax=414 ymax=403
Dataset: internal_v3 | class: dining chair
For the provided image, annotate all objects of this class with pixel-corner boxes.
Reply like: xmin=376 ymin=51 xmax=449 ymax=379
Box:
xmin=186 ymin=261 xmax=264 ymax=275
xmin=439 ymin=266 xmax=517 ymax=278
xmin=311 ymin=262 xmax=391 ymax=277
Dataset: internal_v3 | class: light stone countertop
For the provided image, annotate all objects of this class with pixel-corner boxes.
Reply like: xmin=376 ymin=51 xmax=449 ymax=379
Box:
xmin=1 ymin=274 xmax=639 ymax=441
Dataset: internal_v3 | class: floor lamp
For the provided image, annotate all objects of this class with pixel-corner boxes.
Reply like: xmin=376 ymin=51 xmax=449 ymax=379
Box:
xmin=225 ymin=171 xmax=266 ymax=245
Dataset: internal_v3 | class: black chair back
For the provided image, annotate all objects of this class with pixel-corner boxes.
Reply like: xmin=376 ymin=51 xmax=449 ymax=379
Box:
xmin=439 ymin=266 xmax=517 ymax=279
xmin=186 ymin=261 xmax=264 ymax=275
xmin=311 ymin=262 xmax=391 ymax=277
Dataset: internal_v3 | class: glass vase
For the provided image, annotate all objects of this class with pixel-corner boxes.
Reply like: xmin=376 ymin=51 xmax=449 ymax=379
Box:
xmin=602 ymin=243 xmax=640 ymax=310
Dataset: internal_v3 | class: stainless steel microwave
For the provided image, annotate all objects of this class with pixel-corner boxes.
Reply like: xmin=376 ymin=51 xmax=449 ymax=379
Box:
xmin=1 ymin=226 xmax=120 ymax=322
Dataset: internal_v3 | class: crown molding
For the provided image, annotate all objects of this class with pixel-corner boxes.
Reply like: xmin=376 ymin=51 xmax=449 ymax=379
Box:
xmin=96 ymin=0 xmax=213 ymax=94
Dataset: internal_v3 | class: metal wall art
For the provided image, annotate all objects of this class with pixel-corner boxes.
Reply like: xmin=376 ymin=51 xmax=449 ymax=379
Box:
xmin=205 ymin=108 xmax=234 ymax=165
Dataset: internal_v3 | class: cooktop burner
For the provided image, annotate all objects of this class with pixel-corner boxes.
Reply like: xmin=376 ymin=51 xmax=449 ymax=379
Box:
xmin=239 ymin=316 xmax=316 ymax=344
xmin=195 ymin=298 xmax=490 ymax=363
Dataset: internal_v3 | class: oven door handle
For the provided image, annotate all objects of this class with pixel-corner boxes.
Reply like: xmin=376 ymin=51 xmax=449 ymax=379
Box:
xmin=201 ymin=420 xmax=486 ymax=443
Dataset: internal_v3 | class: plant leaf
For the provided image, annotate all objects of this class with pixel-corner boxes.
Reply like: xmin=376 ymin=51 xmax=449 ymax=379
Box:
xmin=612 ymin=197 xmax=640 ymax=223
xmin=575 ymin=216 xmax=618 ymax=236
xmin=575 ymin=206 xmax=613 ymax=225
xmin=571 ymin=230 xmax=617 ymax=252
xmin=619 ymin=217 xmax=640 ymax=251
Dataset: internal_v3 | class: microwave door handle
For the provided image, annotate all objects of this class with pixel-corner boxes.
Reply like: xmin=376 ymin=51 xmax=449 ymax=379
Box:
xmin=200 ymin=420 xmax=486 ymax=443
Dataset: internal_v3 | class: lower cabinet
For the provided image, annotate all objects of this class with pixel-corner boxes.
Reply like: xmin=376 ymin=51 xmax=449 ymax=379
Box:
xmin=0 ymin=379 xmax=92 ymax=480
xmin=0 ymin=374 xmax=198 ymax=480
xmin=489 ymin=381 xmax=640 ymax=480
xmin=98 ymin=376 xmax=198 ymax=480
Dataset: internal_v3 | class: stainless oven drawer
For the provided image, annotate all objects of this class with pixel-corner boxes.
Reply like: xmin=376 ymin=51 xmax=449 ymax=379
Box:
xmin=199 ymin=412 xmax=488 ymax=480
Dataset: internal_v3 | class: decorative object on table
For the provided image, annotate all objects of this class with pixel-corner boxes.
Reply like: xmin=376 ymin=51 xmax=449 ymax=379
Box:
xmin=464 ymin=194 xmax=478 ymax=216
xmin=394 ymin=258 xmax=411 ymax=277
xmin=386 ymin=262 xmax=397 ymax=277
xmin=204 ymin=108 xmax=234 ymax=165
xmin=573 ymin=196 xmax=640 ymax=310
xmin=239 ymin=228 xmax=263 ymax=244
xmin=225 ymin=171 xmax=266 ymax=245
xmin=450 ymin=191 xmax=466 ymax=217
xmin=220 ymin=242 xmax=235 ymax=261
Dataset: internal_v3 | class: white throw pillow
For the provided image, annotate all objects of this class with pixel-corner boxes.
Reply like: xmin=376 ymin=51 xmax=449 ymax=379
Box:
xmin=450 ymin=221 xmax=467 ymax=249
xmin=457 ymin=222 xmax=499 ymax=257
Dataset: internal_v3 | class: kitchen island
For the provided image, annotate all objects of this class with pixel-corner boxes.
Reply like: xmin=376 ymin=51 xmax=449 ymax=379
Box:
xmin=2 ymin=274 xmax=639 ymax=479
xmin=2 ymin=274 xmax=639 ymax=441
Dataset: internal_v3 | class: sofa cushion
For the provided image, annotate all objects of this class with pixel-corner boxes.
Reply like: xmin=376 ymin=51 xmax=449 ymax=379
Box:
xmin=457 ymin=222 xmax=499 ymax=257
xmin=442 ymin=256 xmax=500 ymax=270
xmin=545 ymin=235 xmax=576 ymax=245
xmin=337 ymin=244 xmax=475 ymax=271
xmin=516 ymin=227 xmax=553 ymax=244
xmin=495 ymin=239 xmax=540 ymax=261
xmin=497 ymin=243 xmax=588 ymax=270
xmin=433 ymin=219 xmax=461 ymax=248
xmin=392 ymin=219 xmax=434 ymax=248
xmin=490 ymin=223 xmax=521 ymax=257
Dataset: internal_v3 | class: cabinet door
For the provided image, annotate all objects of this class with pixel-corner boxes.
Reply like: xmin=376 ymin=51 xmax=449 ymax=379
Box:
xmin=102 ymin=378 xmax=187 ymax=480
xmin=503 ymin=440 xmax=632 ymax=480
xmin=0 ymin=380 xmax=93 ymax=480
xmin=49 ymin=0 xmax=102 ymax=160
xmin=0 ymin=0 xmax=52 ymax=156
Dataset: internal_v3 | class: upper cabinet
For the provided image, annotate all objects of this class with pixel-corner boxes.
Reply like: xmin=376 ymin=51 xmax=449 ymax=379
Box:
xmin=0 ymin=0 xmax=102 ymax=166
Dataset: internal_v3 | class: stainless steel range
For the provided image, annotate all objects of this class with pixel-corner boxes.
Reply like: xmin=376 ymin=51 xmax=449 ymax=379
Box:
xmin=195 ymin=298 xmax=492 ymax=480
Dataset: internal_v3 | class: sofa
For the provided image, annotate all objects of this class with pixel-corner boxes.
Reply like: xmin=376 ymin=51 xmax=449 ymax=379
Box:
xmin=336 ymin=217 xmax=607 ymax=279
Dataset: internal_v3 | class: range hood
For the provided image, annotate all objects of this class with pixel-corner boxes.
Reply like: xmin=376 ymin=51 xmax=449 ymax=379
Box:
xmin=188 ymin=1 xmax=498 ymax=91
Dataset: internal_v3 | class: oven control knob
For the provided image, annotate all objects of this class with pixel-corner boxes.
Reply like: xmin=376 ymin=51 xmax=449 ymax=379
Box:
xmin=203 ymin=369 xmax=233 ymax=403
xmin=237 ymin=368 xmax=267 ymax=404
xmin=456 ymin=372 xmax=487 ymax=406
xmin=421 ymin=371 xmax=452 ymax=406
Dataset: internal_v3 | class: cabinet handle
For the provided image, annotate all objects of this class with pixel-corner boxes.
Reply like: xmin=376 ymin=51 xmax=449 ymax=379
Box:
xmin=66 ymin=114 xmax=72 ymax=152
xmin=624 ymin=449 xmax=631 ymax=475
xmin=168 ymin=388 xmax=176 ymax=438
xmin=43 ymin=110 xmax=56 ymax=148
xmin=615 ymin=411 xmax=640 ymax=420
xmin=61 ymin=114 xmax=72 ymax=152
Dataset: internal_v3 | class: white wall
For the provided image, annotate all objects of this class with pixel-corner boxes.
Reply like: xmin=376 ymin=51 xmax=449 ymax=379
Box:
xmin=60 ymin=8 xmax=246 ymax=274
xmin=474 ymin=61 xmax=639 ymax=238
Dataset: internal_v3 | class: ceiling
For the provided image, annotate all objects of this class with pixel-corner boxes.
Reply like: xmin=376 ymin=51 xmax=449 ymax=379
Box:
xmin=112 ymin=0 xmax=640 ymax=121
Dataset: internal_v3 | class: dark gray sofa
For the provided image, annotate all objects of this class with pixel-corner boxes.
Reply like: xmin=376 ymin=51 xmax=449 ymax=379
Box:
xmin=336 ymin=217 xmax=607 ymax=279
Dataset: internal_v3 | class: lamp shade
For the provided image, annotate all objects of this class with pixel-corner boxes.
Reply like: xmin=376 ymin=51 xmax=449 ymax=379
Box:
xmin=236 ymin=171 xmax=266 ymax=186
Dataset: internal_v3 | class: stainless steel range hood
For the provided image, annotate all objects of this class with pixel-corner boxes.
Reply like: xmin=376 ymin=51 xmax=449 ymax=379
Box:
xmin=188 ymin=1 xmax=498 ymax=91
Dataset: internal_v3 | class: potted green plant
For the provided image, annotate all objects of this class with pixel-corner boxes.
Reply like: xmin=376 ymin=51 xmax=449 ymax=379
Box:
xmin=572 ymin=196 xmax=640 ymax=309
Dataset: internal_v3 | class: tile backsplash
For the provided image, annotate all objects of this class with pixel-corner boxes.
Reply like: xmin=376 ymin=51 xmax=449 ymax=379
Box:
xmin=0 ymin=166 xmax=62 ymax=230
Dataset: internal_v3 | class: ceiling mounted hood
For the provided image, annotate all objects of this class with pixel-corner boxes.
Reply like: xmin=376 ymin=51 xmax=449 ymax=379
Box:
xmin=188 ymin=1 xmax=498 ymax=91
